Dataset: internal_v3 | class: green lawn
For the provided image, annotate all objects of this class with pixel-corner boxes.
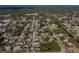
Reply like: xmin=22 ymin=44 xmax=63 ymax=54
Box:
xmin=40 ymin=41 xmax=61 ymax=52
xmin=43 ymin=28 xmax=53 ymax=35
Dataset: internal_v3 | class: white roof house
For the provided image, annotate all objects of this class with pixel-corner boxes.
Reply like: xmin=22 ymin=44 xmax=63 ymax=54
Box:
xmin=5 ymin=46 xmax=11 ymax=51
